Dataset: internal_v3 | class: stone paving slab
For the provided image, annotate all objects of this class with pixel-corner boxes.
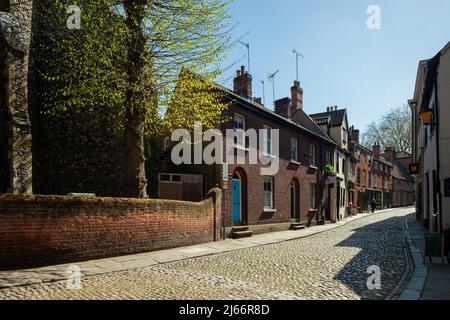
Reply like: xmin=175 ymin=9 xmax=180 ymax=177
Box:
xmin=0 ymin=208 xmax=406 ymax=290
xmin=399 ymin=215 xmax=450 ymax=300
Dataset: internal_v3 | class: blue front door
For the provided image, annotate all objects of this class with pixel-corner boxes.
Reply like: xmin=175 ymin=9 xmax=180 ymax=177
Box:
xmin=232 ymin=179 xmax=241 ymax=224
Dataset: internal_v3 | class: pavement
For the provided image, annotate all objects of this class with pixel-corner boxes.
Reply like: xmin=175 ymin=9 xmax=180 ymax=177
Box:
xmin=0 ymin=207 xmax=414 ymax=300
xmin=398 ymin=215 xmax=450 ymax=300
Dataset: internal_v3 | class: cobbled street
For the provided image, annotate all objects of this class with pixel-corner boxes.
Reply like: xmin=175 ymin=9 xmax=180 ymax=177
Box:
xmin=0 ymin=208 xmax=413 ymax=300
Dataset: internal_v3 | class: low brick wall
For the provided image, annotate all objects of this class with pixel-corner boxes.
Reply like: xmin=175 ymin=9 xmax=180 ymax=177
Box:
xmin=0 ymin=188 xmax=221 ymax=270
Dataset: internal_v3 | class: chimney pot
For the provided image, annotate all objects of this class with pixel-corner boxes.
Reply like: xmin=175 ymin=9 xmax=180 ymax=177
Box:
xmin=233 ymin=66 xmax=252 ymax=99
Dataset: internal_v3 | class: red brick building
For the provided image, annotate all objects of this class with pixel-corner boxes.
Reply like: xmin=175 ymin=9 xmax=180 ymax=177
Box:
xmin=162 ymin=67 xmax=336 ymax=236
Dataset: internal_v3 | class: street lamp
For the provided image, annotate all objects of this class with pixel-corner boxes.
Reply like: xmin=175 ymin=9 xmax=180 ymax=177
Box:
xmin=419 ymin=105 xmax=434 ymax=126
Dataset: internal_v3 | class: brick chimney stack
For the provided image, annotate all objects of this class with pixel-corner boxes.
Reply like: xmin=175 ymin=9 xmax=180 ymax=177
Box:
xmin=383 ymin=147 xmax=395 ymax=162
xmin=351 ymin=128 xmax=360 ymax=144
xmin=373 ymin=143 xmax=381 ymax=157
xmin=275 ymin=97 xmax=292 ymax=119
xmin=291 ymin=80 xmax=303 ymax=115
xmin=233 ymin=65 xmax=252 ymax=99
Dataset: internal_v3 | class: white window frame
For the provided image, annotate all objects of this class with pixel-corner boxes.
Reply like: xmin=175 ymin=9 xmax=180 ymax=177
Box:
xmin=234 ymin=113 xmax=246 ymax=148
xmin=264 ymin=176 xmax=274 ymax=210
xmin=263 ymin=125 xmax=273 ymax=156
xmin=309 ymin=144 xmax=316 ymax=167
xmin=290 ymin=137 xmax=298 ymax=162
xmin=325 ymin=150 xmax=331 ymax=166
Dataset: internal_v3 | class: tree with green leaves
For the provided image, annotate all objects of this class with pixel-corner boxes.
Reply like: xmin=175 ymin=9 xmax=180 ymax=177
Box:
xmin=29 ymin=0 xmax=232 ymax=197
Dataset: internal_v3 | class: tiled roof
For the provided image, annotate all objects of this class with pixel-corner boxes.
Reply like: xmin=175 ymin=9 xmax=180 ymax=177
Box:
xmin=176 ymin=68 xmax=336 ymax=145
xmin=220 ymin=86 xmax=336 ymax=145
xmin=391 ymin=162 xmax=415 ymax=182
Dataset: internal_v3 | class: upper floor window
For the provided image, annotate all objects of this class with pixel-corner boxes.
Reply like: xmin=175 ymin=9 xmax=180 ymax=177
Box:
xmin=290 ymin=138 xmax=298 ymax=162
xmin=234 ymin=113 xmax=246 ymax=148
xmin=357 ymin=168 xmax=361 ymax=184
xmin=263 ymin=125 xmax=272 ymax=156
xmin=336 ymin=155 xmax=340 ymax=173
xmin=325 ymin=150 xmax=331 ymax=166
xmin=309 ymin=144 xmax=316 ymax=167
xmin=374 ymin=175 xmax=378 ymax=189
xmin=342 ymin=128 xmax=348 ymax=143
xmin=368 ymin=172 xmax=372 ymax=187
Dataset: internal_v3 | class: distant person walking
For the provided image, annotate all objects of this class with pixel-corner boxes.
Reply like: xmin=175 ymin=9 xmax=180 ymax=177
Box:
xmin=370 ymin=198 xmax=377 ymax=213
xmin=347 ymin=201 xmax=353 ymax=217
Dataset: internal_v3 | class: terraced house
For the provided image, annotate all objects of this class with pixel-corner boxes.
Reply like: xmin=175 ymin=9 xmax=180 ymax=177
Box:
xmin=410 ymin=41 xmax=450 ymax=235
xmin=310 ymin=107 xmax=352 ymax=221
xmin=161 ymin=67 xmax=337 ymax=238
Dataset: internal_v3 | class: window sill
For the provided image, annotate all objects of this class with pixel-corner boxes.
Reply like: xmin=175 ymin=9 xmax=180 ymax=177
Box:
xmin=309 ymin=165 xmax=318 ymax=170
xmin=262 ymin=153 xmax=277 ymax=159
xmin=290 ymin=160 xmax=301 ymax=166
xmin=234 ymin=145 xmax=249 ymax=152
xmin=309 ymin=209 xmax=319 ymax=213
xmin=263 ymin=208 xmax=277 ymax=213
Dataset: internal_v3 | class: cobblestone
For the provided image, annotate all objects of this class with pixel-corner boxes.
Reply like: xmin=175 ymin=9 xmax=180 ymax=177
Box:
xmin=0 ymin=209 xmax=412 ymax=300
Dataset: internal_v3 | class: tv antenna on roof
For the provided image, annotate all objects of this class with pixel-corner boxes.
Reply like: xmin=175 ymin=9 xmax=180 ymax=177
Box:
xmin=268 ymin=70 xmax=279 ymax=107
xmin=237 ymin=30 xmax=251 ymax=73
xmin=260 ymin=80 xmax=266 ymax=105
xmin=293 ymin=49 xmax=305 ymax=83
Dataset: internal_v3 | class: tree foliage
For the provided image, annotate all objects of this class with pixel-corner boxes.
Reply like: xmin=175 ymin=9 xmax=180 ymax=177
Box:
xmin=26 ymin=0 xmax=233 ymax=197
xmin=362 ymin=105 xmax=412 ymax=153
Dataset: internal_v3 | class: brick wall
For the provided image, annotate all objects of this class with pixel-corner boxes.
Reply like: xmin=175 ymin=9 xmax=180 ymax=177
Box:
xmin=0 ymin=37 xmax=10 ymax=193
xmin=0 ymin=188 xmax=221 ymax=270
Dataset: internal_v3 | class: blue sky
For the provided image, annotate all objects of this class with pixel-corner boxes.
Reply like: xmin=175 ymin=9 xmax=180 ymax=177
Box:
xmin=221 ymin=0 xmax=450 ymax=132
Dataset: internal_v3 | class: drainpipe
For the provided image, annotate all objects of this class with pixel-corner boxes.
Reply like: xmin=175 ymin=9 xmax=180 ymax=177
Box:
xmin=435 ymin=75 xmax=443 ymax=236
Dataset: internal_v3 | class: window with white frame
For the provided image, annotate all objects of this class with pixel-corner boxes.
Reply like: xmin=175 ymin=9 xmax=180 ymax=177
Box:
xmin=342 ymin=128 xmax=348 ymax=143
xmin=310 ymin=184 xmax=317 ymax=209
xmin=336 ymin=155 xmax=340 ymax=173
xmin=234 ymin=113 xmax=245 ymax=148
xmin=264 ymin=177 xmax=274 ymax=209
xmin=326 ymin=150 xmax=331 ymax=166
xmin=263 ymin=125 xmax=272 ymax=156
xmin=374 ymin=175 xmax=378 ymax=189
xmin=290 ymin=138 xmax=298 ymax=161
xmin=309 ymin=144 xmax=316 ymax=167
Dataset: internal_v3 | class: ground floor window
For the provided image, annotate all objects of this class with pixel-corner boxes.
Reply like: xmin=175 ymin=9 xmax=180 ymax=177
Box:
xmin=310 ymin=184 xmax=316 ymax=209
xmin=264 ymin=177 xmax=274 ymax=209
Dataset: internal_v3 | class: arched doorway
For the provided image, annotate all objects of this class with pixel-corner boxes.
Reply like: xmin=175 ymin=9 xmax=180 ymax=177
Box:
xmin=232 ymin=169 xmax=247 ymax=225
xmin=290 ymin=179 xmax=300 ymax=221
